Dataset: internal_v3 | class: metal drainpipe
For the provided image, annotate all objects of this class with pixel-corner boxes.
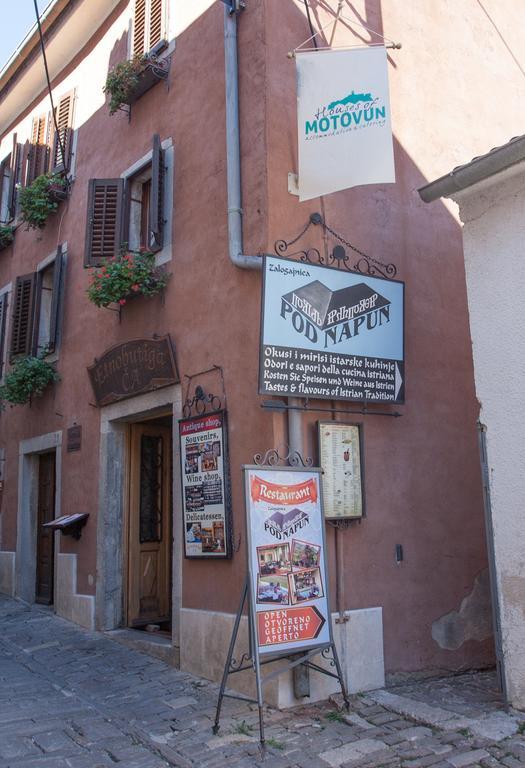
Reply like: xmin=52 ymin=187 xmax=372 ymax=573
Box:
xmin=224 ymin=4 xmax=310 ymax=698
xmin=224 ymin=5 xmax=261 ymax=271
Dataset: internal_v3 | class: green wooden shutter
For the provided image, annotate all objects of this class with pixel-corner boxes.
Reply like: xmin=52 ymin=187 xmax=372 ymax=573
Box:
xmin=84 ymin=179 xmax=125 ymax=266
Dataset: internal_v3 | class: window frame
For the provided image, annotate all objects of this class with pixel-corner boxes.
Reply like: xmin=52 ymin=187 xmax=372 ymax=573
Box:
xmin=9 ymin=245 xmax=66 ymax=363
xmin=121 ymin=136 xmax=173 ymax=266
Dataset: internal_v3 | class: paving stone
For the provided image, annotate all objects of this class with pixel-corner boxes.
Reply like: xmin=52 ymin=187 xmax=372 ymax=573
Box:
xmin=342 ymin=712 xmax=375 ymax=729
xmin=319 ymin=738 xmax=386 ymax=766
xmin=0 ymin=735 xmax=42 ymax=759
xmin=446 ymin=749 xmax=491 ymax=767
xmin=0 ymin=596 xmax=519 ymax=768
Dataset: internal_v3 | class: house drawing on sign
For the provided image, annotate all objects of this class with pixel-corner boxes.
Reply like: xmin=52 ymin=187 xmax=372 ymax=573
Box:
xmin=328 ymin=91 xmax=373 ymax=110
xmin=267 ymin=508 xmax=309 ymax=534
xmin=283 ymin=281 xmax=390 ymax=330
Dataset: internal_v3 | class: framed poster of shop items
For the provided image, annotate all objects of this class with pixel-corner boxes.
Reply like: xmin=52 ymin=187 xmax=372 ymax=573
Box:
xmin=318 ymin=421 xmax=365 ymax=520
xmin=179 ymin=411 xmax=232 ymax=558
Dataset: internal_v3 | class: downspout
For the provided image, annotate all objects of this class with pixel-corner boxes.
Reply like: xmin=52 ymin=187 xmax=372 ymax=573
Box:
xmin=224 ymin=4 xmax=262 ymax=270
xmin=224 ymin=2 xmax=310 ymax=698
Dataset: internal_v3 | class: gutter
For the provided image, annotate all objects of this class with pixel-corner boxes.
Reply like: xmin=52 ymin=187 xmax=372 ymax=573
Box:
xmin=0 ymin=0 xmax=66 ymax=96
xmin=223 ymin=4 xmax=262 ymax=270
xmin=418 ymin=135 xmax=525 ymax=203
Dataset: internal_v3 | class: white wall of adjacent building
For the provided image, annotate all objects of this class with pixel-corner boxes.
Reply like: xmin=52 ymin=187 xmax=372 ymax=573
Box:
xmin=454 ymin=163 xmax=525 ymax=710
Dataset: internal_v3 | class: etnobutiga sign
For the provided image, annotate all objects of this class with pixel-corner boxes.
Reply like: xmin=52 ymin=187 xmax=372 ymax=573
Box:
xmin=296 ymin=46 xmax=395 ymax=201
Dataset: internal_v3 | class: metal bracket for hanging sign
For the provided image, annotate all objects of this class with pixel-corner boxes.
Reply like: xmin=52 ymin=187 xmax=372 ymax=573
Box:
xmin=261 ymin=398 xmax=402 ymax=418
xmin=288 ymin=5 xmax=401 ymax=58
xmin=220 ymin=0 xmax=245 ymax=13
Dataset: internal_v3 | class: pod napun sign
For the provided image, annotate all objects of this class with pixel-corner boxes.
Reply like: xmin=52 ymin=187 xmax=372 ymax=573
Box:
xmin=259 ymin=256 xmax=404 ymax=403
xmin=296 ymin=46 xmax=395 ymax=201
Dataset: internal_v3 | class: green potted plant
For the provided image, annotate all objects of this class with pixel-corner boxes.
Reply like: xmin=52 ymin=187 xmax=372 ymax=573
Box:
xmin=0 ymin=224 xmax=14 ymax=250
xmin=0 ymin=355 xmax=58 ymax=407
xmin=86 ymin=250 xmax=169 ymax=308
xmin=104 ymin=54 xmax=169 ymax=115
xmin=19 ymin=173 xmax=68 ymax=230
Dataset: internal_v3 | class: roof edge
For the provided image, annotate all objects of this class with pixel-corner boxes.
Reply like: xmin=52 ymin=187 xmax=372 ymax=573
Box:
xmin=0 ymin=0 xmax=70 ymax=95
xmin=418 ymin=135 xmax=525 ymax=203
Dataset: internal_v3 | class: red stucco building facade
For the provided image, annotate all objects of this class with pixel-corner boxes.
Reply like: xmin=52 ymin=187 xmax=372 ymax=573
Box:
xmin=0 ymin=0 xmax=521 ymax=704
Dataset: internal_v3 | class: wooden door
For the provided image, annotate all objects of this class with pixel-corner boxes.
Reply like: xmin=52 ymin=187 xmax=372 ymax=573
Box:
xmin=128 ymin=423 xmax=171 ymax=626
xmin=36 ymin=452 xmax=55 ymax=604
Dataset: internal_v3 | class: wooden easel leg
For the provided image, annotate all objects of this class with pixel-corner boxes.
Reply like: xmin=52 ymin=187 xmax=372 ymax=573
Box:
xmin=212 ymin=577 xmax=249 ymax=734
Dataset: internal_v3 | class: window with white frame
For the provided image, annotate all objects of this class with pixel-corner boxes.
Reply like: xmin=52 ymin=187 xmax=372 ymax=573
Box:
xmin=9 ymin=245 xmax=66 ymax=360
xmin=84 ymin=135 xmax=173 ymax=266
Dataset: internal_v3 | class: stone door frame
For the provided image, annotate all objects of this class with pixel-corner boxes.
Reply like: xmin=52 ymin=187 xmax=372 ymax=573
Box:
xmin=16 ymin=431 xmax=62 ymax=604
xmin=95 ymin=384 xmax=183 ymax=649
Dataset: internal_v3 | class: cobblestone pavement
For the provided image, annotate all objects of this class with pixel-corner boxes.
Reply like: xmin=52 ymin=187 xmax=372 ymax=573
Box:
xmin=0 ymin=596 xmax=524 ymax=768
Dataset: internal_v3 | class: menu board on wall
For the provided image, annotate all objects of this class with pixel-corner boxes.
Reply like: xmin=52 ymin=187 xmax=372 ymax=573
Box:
xmin=319 ymin=422 xmax=364 ymax=520
xmin=244 ymin=466 xmax=331 ymax=656
xmin=179 ymin=412 xmax=231 ymax=558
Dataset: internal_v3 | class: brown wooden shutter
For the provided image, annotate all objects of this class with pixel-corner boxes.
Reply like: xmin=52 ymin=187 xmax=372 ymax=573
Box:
xmin=149 ymin=134 xmax=164 ymax=252
xmin=0 ymin=293 xmax=7 ymax=378
xmin=133 ymin=0 xmax=147 ymax=56
xmin=0 ymin=158 xmax=7 ymax=224
xmin=10 ymin=274 xmax=37 ymax=359
xmin=48 ymin=245 xmax=64 ymax=353
xmin=27 ymin=114 xmax=50 ymax=184
xmin=149 ymin=0 xmax=164 ymax=49
xmin=50 ymin=91 xmax=74 ymax=174
xmin=8 ymin=138 xmax=22 ymax=220
xmin=84 ymin=179 xmax=125 ymax=266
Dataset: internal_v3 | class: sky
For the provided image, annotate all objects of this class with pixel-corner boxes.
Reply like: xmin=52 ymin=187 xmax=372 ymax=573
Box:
xmin=0 ymin=1 xmax=49 ymax=71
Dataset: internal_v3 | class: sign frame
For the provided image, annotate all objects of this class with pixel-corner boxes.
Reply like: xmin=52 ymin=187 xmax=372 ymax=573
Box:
xmin=88 ymin=335 xmax=180 ymax=407
xmin=243 ymin=464 xmax=333 ymax=658
xmin=179 ymin=409 xmax=233 ymax=560
xmin=318 ymin=421 xmax=365 ymax=521
xmin=259 ymin=254 xmax=405 ymax=404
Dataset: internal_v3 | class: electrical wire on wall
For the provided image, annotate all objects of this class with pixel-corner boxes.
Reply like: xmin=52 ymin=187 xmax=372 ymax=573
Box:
xmin=32 ymin=0 xmax=66 ymax=172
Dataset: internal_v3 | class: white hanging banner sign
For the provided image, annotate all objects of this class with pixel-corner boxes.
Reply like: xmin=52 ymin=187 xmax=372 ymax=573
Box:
xmin=296 ymin=46 xmax=395 ymax=201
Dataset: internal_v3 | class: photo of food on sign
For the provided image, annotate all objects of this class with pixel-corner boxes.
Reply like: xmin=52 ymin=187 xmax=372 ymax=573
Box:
xmin=246 ymin=467 xmax=331 ymax=654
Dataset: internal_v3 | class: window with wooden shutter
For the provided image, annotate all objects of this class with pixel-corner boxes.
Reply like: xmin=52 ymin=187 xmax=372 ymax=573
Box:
xmin=8 ymin=138 xmax=23 ymax=220
xmin=133 ymin=0 xmax=165 ymax=56
xmin=33 ymin=246 xmax=65 ymax=356
xmin=10 ymin=274 xmax=37 ymax=359
xmin=27 ymin=114 xmax=50 ymax=185
xmin=149 ymin=0 xmax=163 ymax=49
xmin=84 ymin=179 xmax=125 ymax=266
xmin=0 ymin=157 xmax=10 ymax=224
xmin=149 ymin=133 xmax=164 ymax=252
xmin=49 ymin=91 xmax=75 ymax=174
xmin=0 ymin=293 xmax=7 ymax=378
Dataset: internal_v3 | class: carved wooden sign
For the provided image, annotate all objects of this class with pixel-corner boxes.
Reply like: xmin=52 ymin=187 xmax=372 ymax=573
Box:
xmin=88 ymin=336 xmax=179 ymax=407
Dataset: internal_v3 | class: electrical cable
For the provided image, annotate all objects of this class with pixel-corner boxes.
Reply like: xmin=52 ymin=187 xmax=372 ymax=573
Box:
xmin=303 ymin=0 xmax=318 ymax=49
xmin=32 ymin=0 xmax=66 ymax=172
